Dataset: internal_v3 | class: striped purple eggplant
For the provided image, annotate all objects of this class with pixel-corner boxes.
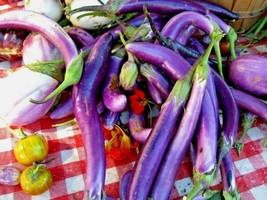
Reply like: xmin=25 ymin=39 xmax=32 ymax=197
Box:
xmin=0 ymin=10 xmax=84 ymax=104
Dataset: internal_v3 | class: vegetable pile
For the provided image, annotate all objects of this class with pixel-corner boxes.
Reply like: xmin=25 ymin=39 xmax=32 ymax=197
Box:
xmin=0 ymin=0 xmax=267 ymax=199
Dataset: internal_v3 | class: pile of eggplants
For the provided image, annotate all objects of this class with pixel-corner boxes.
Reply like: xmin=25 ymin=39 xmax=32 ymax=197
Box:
xmin=0 ymin=0 xmax=267 ymax=199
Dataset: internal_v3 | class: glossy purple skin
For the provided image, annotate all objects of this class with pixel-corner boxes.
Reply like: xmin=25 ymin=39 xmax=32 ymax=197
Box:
xmin=128 ymin=110 xmax=151 ymax=143
xmin=103 ymin=111 xmax=121 ymax=130
xmin=220 ymin=153 xmax=237 ymax=192
xmin=195 ymin=85 xmax=219 ymax=174
xmin=65 ymin=26 xmax=94 ymax=48
xmin=190 ymin=0 xmax=239 ymax=20
xmin=160 ymin=11 xmax=213 ymax=41
xmin=231 ymin=88 xmax=267 ymax=121
xmin=50 ymin=96 xmax=73 ymax=120
xmin=72 ymin=33 xmax=113 ymax=200
xmin=0 ymin=10 xmax=78 ymax=68
xmin=116 ymin=0 xmax=207 ymax=15
xmin=140 ymin=63 xmax=173 ymax=99
xmin=119 ymin=170 xmax=133 ymax=200
xmin=102 ymin=56 xmax=127 ymax=112
xmin=125 ymin=42 xmax=191 ymax=80
xmin=213 ymin=71 xmax=239 ymax=146
xmin=147 ymin=81 xmax=163 ymax=105
xmin=229 ymin=54 xmax=267 ymax=96
xmin=150 ymin=70 xmax=208 ymax=200
xmin=126 ymin=97 xmax=186 ymax=200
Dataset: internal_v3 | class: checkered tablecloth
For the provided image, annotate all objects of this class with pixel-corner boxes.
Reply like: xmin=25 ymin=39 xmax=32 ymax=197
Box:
xmin=0 ymin=1 xmax=267 ymax=200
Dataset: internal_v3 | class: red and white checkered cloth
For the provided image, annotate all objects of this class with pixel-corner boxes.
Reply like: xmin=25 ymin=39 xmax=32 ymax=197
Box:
xmin=0 ymin=1 xmax=267 ymax=199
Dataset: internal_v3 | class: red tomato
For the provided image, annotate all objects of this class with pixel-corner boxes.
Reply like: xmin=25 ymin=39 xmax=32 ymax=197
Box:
xmin=20 ymin=165 xmax=53 ymax=195
xmin=14 ymin=134 xmax=49 ymax=166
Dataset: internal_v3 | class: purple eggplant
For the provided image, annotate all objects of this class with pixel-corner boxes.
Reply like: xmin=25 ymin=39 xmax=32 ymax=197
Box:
xmin=126 ymin=66 xmax=195 ymax=200
xmin=68 ymin=0 xmax=207 ymax=16
xmin=50 ymin=95 xmax=74 ymax=120
xmin=150 ymin=50 xmax=210 ymax=200
xmin=128 ymin=109 xmax=151 ymax=143
xmin=72 ymin=32 xmax=113 ymax=200
xmin=187 ymin=74 xmax=219 ymax=198
xmin=140 ymin=63 xmax=173 ymax=99
xmin=195 ymin=76 xmax=219 ymax=175
xmin=102 ymin=55 xmax=127 ymax=112
xmin=220 ymin=153 xmax=241 ymax=200
xmin=229 ymin=54 xmax=267 ymax=96
xmin=119 ymin=170 xmax=133 ymax=200
xmin=103 ymin=110 xmax=121 ymax=130
xmin=50 ymin=97 xmax=107 ymax=120
xmin=146 ymin=80 xmax=163 ymax=105
xmin=190 ymin=0 xmax=239 ymax=21
xmin=150 ymin=28 xmax=222 ymax=200
xmin=0 ymin=67 xmax=58 ymax=126
xmin=64 ymin=26 xmax=94 ymax=48
xmin=231 ymin=88 xmax=267 ymax=121
xmin=125 ymin=42 xmax=191 ymax=81
xmin=160 ymin=11 xmax=213 ymax=41
xmin=0 ymin=10 xmax=82 ymax=104
xmin=213 ymin=71 xmax=239 ymax=164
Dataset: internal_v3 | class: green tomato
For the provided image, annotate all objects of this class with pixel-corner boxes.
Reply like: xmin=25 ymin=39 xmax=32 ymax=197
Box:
xmin=14 ymin=134 xmax=49 ymax=166
xmin=20 ymin=165 xmax=53 ymax=195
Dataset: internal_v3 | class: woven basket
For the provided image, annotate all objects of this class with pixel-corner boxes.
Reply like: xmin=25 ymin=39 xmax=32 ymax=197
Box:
xmin=208 ymin=0 xmax=267 ymax=31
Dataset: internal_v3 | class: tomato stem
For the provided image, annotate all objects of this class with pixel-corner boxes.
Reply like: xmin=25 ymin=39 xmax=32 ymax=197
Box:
xmin=19 ymin=127 xmax=28 ymax=137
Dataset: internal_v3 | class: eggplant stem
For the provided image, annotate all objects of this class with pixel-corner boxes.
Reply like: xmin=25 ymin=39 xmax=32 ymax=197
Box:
xmin=226 ymin=28 xmax=237 ymax=60
xmin=30 ymin=51 xmax=84 ymax=104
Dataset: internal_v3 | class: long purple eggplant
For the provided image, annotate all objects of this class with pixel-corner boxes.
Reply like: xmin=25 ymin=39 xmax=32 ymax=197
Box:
xmin=102 ymin=55 xmax=127 ymax=112
xmin=64 ymin=26 xmax=94 ymax=48
xmin=125 ymin=42 xmax=191 ymax=81
xmin=68 ymin=0 xmax=207 ymax=16
xmin=231 ymin=88 xmax=267 ymax=121
xmin=160 ymin=11 xmax=213 ymax=41
xmin=150 ymin=49 xmax=210 ymax=200
xmin=190 ymin=0 xmax=239 ymax=21
xmin=150 ymin=27 xmax=222 ymax=200
xmin=187 ymin=75 xmax=219 ymax=198
xmin=146 ymin=80 xmax=163 ymax=105
xmin=157 ymin=11 xmax=224 ymax=77
xmin=220 ymin=153 xmax=241 ymax=200
xmin=213 ymin=71 xmax=239 ymax=164
xmin=126 ymin=66 xmax=195 ymax=200
xmin=140 ymin=63 xmax=173 ymax=99
xmin=120 ymin=170 xmax=133 ymax=200
xmin=72 ymin=33 xmax=113 ymax=200
xmin=133 ymin=0 xmax=239 ymax=21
